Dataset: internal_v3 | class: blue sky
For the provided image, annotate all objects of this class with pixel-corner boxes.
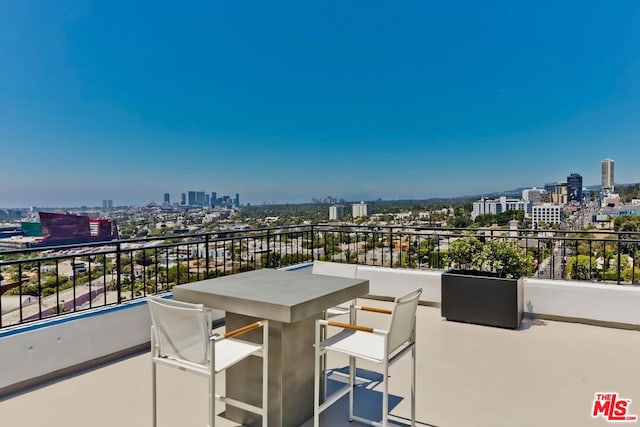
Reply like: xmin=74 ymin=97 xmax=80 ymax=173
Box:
xmin=1 ymin=1 xmax=640 ymax=207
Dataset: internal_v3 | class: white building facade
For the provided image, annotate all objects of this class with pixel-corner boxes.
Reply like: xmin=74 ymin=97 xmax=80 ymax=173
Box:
xmin=329 ymin=205 xmax=347 ymax=220
xmin=471 ymin=197 xmax=531 ymax=220
xmin=531 ymin=204 xmax=563 ymax=228
xmin=352 ymin=202 xmax=369 ymax=218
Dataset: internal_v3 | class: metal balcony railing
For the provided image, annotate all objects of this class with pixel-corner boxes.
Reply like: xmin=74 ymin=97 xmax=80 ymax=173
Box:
xmin=1 ymin=224 xmax=639 ymax=329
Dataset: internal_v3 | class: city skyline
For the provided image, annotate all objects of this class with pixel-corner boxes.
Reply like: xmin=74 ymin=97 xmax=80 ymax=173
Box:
xmin=2 ymin=1 xmax=640 ymax=207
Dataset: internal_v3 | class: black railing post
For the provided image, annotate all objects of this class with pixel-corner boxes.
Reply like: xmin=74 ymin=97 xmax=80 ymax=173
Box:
xmin=72 ymin=258 xmax=77 ymax=312
xmin=266 ymin=229 xmax=272 ymax=268
xmin=37 ymin=262 xmax=42 ymax=319
xmin=589 ymin=240 xmax=593 ymax=281
xmin=310 ymin=225 xmax=315 ymax=261
xmin=617 ymin=234 xmax=621 ymax=285
xmin=88 ymin=259 xmax=92 ymax=308
xmin=129 ymin=249 xmax=135 ymax=299
xmin=389 ymin=227 xmax=394 ymax=268
xmin=55 ymin=259 xmax=60 ymax=316
xmin=18 ymin=263 xmax=23 ymax=322
xmin=116 ymin=242 xmax=122 ymax=304
xmin=205 ymin=234 xmax=210 ymax=278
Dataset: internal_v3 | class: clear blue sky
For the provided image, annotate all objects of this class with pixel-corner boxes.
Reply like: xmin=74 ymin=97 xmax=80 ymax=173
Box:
xmin=1 ymin=1 xmax=640 ymax=207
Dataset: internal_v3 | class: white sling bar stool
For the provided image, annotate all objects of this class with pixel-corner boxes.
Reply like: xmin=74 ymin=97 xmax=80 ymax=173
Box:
xmin=314 ymin=288 xmax=422 ymax=427
xmin=148 ymin=295 xmax=268 ymax=427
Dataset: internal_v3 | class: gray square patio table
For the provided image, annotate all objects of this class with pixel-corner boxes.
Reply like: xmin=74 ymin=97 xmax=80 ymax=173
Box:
xmin=172 ymin=268 xmax=369 ymax=427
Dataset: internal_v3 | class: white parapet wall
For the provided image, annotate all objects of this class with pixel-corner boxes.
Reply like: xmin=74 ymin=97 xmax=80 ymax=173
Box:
xmin=355 ymin=265 xmax=441 ymax=302
xmin=0 ymin=298 xmax=153 ymax=395
xmin=302 ymin=261 xmax=640 ymax=328
xmin=524 ymin=278 xmax=640 ymax=327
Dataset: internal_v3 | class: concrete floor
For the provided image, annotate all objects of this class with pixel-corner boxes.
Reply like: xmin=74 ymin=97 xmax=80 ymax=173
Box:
xmin=1 ymin=301 xmax=639 ymax=427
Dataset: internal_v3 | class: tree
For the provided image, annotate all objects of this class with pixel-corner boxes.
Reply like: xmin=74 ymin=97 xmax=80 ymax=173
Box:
xmin=566 ymin=255 xmax=598 ymax=280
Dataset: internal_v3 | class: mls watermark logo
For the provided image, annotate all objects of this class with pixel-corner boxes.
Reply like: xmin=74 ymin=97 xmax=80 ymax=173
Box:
xmin=592 ymin=393 xmax=638 ymax=423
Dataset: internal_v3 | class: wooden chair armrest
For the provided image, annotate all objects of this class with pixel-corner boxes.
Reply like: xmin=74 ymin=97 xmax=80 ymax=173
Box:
xmin=223 ymin=321 xmax=264 ymax=339
xmin=327 ymin=321 xmax=374 ymax=333
xmin=357 ymin=305 xmax=392 ymax=315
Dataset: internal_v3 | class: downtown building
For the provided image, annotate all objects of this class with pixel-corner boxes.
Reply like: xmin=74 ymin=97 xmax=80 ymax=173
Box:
xmin=566 ymin=173 xmax=583 ymax=204
xmin=522 ymin=188 xmax=546 ymax=204
xmin=544 ymin=182 xmax=568 ymax=205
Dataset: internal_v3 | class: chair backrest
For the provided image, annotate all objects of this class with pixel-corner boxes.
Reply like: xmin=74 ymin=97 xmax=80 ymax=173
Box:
xmin=387 ymin=288 xmax=422 ymax=353
xmin=148 ymin=296 xmax=210 ymax=366
xmin=312 ymin=260 xmax=357 ymax=278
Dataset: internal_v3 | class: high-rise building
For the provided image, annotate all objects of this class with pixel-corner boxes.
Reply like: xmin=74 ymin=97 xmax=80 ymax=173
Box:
xmin=566 ymin=173 xmax=583 ymax=203
xmin=102 ymin=200 xmax=113 ymax=209
xmin=163 ymin=193 xmax=170 ymax=204
xmin=181 ymin=193 xmax=186 ymax=205
xmin=352 ymin=202 xmax=369 ymax=218
xmin=329 ymin=205 xmax=347 ymax=220
xmin=544 ymin=182 xmax=568 ymax=205
xmin=188 ymin=191 xmax=206 ymax=206
xmin=602 ymin=158 xmax=614 ymax=191
xmin=205 ymin=194 xmax=210 ymax=207
xmin=235 ymin=193 xmax=240 ymax=208
xmin=522 ymin=188 xmax=546 ymax=204
xmin=196 ymin=191 xmax=206 ymax=206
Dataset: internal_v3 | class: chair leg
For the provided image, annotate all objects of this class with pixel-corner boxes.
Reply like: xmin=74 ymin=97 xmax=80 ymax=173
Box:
xmin=209 ymin=372 xmax=215 ymax=427
xmin=151 ymin=328 xmax=157 ymax=427
xmin=263 ymin=322 xmax=269 ymax=427
xmin=320 ymin=313 xmax=327 ymax=400
xmin=152 ymin=361 xmax=157 ymax=427
xmin=348 ymin=355 xmax=355 ymax=422
xmin=382 ymin=361 xmax=389 ymax=427
xmin=209 ymin=342 xmax=215 ymax=427
xmin=411 ymin=344 xmax=416 ymax=427
xmin=314 ymin=322 xmax=321 ymax=427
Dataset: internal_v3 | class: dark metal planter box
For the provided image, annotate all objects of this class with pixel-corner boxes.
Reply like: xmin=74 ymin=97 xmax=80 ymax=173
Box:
xmin=441 ymin=269 xmax=524 ymax=329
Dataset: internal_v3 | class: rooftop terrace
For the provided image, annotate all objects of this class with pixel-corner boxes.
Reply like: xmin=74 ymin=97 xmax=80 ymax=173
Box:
xmin=2 ymin=299 xmax=639 ymax=427
xmin=2 ymin=225 xmax=640 ymax=426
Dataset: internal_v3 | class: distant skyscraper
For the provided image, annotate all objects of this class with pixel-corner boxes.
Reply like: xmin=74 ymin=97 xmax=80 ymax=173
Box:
xmin=522 ymin=188 xmax=546 ymax=204
xmin=205 ymin=194 xmax=210 ymax=207
xmin=163 ymin=193 xmax=170 ymax=204
xmin=544 ymin=182 xmax=568 ymax=205
xmin=566 ymin=173 xmax=583 ymax=203
xmin=102 ymin=200 xmax=113 ymax=209
xmin=352 ymin=201 xmax=369 ymax=218
xmin=602 ymin=158 xmax=614 ymax=191
xmin=235 ymin=193 xmax=240 ymax=208
xmin=181 ymin=193 xmax=186 ymax=205
xmin=211 ymin=192 xmax=217 ymax=207
xmin=329 ymin=205 xmax=347 ymax=220
xmin=188 ymin=191 xmax=197 ymax=206
xmin=196 ymin=191 xmax=206 ymax=206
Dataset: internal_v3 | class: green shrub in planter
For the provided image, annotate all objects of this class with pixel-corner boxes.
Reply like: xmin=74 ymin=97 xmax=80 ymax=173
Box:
xmin=443 ymin=236 xmax=528 ymax=329
xmin=446 ymin=237 xmax=528 ymax=278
